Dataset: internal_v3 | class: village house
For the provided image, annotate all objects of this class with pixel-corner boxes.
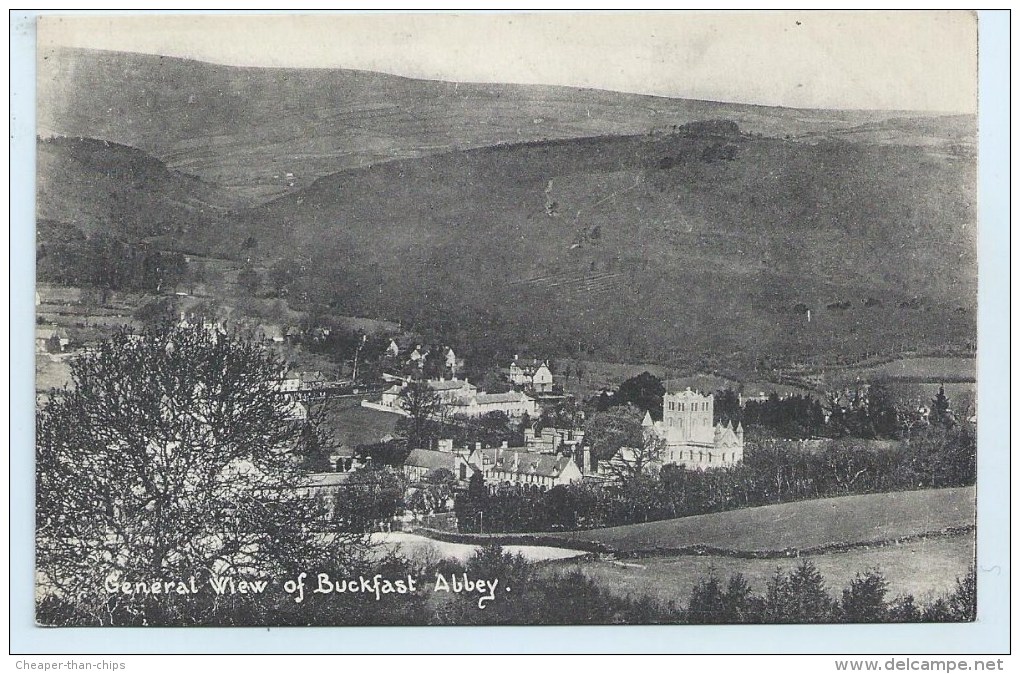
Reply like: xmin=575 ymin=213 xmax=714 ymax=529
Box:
xmin=429 ymin=378 xmax=478 ymax=403
xmin=403 ymin=440 xmax=472 ymax=482
xmin=447 ymin=390 xmax=538 ymax=419
xmin=507 ymin=357 xmax=554 ymax=393
xmin=35 ymin=327 xmax=70 ymax=354
xmin=372 ymin=377 xmax=535 ymax=419
xmin=292 ymin=470 xmax=393 ymax=520
xmin=466 ymin=445 xmax=583 ymax=491
xmin=523 ymin=426 xmax=586 ymax=454
xmin=385 ymin=339 xmax=400 ymax=358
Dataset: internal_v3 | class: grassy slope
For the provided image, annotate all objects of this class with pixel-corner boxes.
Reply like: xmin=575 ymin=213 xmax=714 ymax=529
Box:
xmin=549 ymin=486 xmax=975 ymax=552
xmin=235 ymin=128 xmax=975 ymax=366
xmin=556 ymin=533 xmax=974 ymax=605
xmin=39 ymin=47 xmax=945 ymax=206
xmin=36 ymin=136 xmax=235 ymax=252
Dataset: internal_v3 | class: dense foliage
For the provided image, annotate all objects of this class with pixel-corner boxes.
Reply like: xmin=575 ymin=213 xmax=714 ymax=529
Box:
xmin=453 ymin=424 xmax=975 ymax=533
xmin=35 ymin=324 xmax=371 ymax=624
xmin=38 ymin=230 xmax=188 ymax=294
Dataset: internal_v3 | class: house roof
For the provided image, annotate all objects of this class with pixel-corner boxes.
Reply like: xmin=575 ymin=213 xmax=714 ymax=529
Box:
xmin=471 ymin=447 xmax=575 ymax=478
xmin=302 ymin=472 xmax=354 ymax=488
xmin=452 ymin=391 xmax=531 ymax=406
xmin=404 ymin=448 xmax=460 ymax=471
xmin=428 ymin=379 xmax=474 ymax=392
xmin=533 ymin=364 xmax=552 ymax=379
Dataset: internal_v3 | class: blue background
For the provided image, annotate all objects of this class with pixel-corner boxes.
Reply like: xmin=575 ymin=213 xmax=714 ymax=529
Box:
xmin=9 ymin=10 xmax=1010 ymax=654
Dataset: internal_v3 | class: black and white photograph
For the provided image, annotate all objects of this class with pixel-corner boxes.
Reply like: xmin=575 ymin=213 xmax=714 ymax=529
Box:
xmin=32 ymin=11 xmax=981 ymax=629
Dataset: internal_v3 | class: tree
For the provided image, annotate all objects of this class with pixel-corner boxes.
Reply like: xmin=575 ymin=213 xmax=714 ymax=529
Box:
xmin=295 ymin=404 xmax=334 ymax=472
xmin=267 ymin=259 xmax=297 ymax=298
xmin=839 ymin=570 xmax=890 ymax=622
xmin=36 ymin=324 xmax=365 ymax=624
xmin=133 ymin=296 xmax=178 ymax=328
xmin=408 ymin=468 xmax=456 ymax=513
xmin=785 ymin=560 xmax=834 ymax=623
xmin=930 ymin=384 xmax=954 ymax=427
xmin=866 ymin=381 xmax=901 ymax=439
xmin=922 ymin=569 xmax=976 ymax=622
xmin=687 ymin=573 xmax=727 ymax=624
xmin=604 ymin=430 xmax=666 ymax=483
xmin=583 ymin=404 xmax=645 ymax=465
xmin=399 ymin=381 xmax=442 ymax=450
xmin=237 ymin=268 xmax=261 ymax=296
xmin=714 ymin=388 xmax=742 ymax=426
xmin=762 ymin=561 xmax=834 ymax=623
xmin=613 ymin=372 xmax=665 ymax=418
xmin=454 ymin=471 xmax=487 ymax=533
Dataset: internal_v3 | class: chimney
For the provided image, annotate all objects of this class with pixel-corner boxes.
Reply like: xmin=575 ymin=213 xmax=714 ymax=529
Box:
xmin=475 ymin=442 xmax=482 ymax=451
xmin=582 ymin=446 xmax=591 ymax=475
xmin=438 ymin=438 xmax=453 ymax=452
xmin=501 ymin=441 xmax=508 ymax=449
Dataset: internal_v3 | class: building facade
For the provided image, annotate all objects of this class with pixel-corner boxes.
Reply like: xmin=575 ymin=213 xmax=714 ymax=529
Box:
xmin=646 ymin=388 xmax=744 ymax=469
xmin=466 ymin=446 xmax=582 ymax=490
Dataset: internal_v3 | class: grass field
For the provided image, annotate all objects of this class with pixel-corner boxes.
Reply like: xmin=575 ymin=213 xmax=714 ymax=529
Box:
xmin=829 ymin=357 xmax=975 ymax=386
xmin=546 ymin=487 xmax=975 ymax=553
xmin=318 ymin=397 xmax=402 ymax=448
xmin=371 ymin=532 xmax=586 ymax=564
xmin=548 ymin=532 xmax=974 ymax=607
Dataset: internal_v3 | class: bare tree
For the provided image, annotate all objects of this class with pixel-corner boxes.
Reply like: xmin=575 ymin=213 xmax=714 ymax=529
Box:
xmin=399 ymin=380 xmax=441 ymax=449
xmin=35 ymin=324 xmax=367 ymax=624
xmin=604 ymin=428 xmax=666 ymax=483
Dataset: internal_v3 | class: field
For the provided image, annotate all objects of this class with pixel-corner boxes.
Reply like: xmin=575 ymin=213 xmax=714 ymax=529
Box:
xmin=888 ymin=381 xmax=976 ymax=418
xmin=546 ymin=487 xmax=975 ymax=553
xmin=371 ymin=532 xmax=586 ymax=564
xmin=553 ymin=360 xmax=668 ymax=397
xmin=828 ymin=356 xmax=976 ymax=386
xmin=317 ymin=397 xmax=402 ymax=448
xmin=549 ymin=532 xmax=974 ymax=607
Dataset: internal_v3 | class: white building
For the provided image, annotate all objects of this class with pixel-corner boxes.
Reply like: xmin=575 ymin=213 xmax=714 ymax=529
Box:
xmin=385 ymin=339 xmax=400 ymax=358
xmin=531 ymin=363 xmax=553 ymax=393
xmin=447 ymin=390 xmax=538 ymax=419
xmin=644 ymin=388 xmax=744 ymax=469
xmin=508 ymin=357 xmax=554 ymax=393
xmin=371 ymin=378 xmax=535 ymax=419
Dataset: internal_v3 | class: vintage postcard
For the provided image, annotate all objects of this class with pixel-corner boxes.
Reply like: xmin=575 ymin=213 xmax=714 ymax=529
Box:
xmin=34 ymin=11 xmax=979 ymax=627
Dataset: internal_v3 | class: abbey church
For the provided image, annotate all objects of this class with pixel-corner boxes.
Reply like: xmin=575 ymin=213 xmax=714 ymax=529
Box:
xmin=643 ymin=388 xmax=744 ymax=469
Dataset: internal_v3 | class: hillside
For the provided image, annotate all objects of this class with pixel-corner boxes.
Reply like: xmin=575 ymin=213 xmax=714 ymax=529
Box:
xmin=548 ymin=486 xmax=975 ymax=553
xmin=36 ymin=135 xmax=235 ymax=242
xmin=233 ymin=126 xmax=976 ymax=366
xmin=38 ymin=47 xmax=949 ymax=207
xmin=35 ymin=49 xmax=977 ymax=370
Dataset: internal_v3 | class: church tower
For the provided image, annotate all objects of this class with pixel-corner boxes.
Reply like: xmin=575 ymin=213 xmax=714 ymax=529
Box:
xmin=662 ymin=387 xmax=714 ymax=445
